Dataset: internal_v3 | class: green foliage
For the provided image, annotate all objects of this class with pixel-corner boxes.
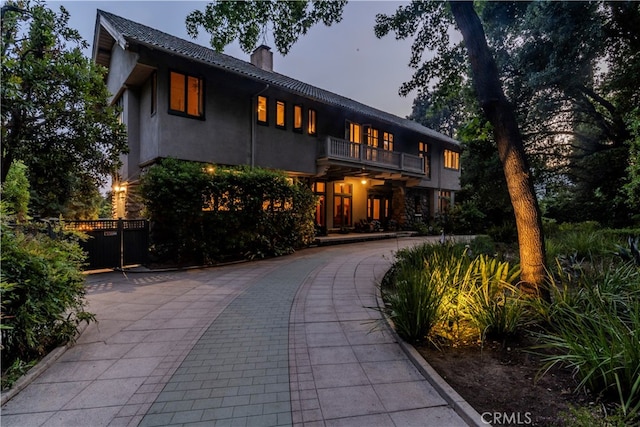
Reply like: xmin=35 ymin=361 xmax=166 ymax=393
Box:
xmin=386 ymin=267 xmax=446 ymax=344
xmin=544 ymin=222 xmax=633 ymax=264
xmin=1 ymin=160 xmax=30 ymax=222
xmin=624 ymin=108 xmax=640 ymax=207
xmin=62 ymin=180 xmax=109 ymax=220
xmin=559 ymin=404 xmax=633 ymax=427
xmin=457 ymin=256 xmax=526 ymax=340
xmin=387 ymin=231 xmax=640 ymax=419
xmin=468 ymin=235 xmax=496 ymax=257
xmin=453 ymin=118 xmax=516 ymax=233
xmin=186 ymin=0 xmax=347 ymax=55
xmin=444 ymin=200 xmax=487 ymax=235
xmin=1 ymin=1 xmax=127 ymax=217
xmin=615 ymin=236 xmax=640 ymax=266
xmin=386 ymin=244 xmax=468 ymax=343
xmin=535 ymin=262 xmax=640 ymax=420
xmin=385 ymin=241 xmax=530 ymax=344
xmin=140 ymin=159 xmax=316 ymax=265
xmin=486 ymin=222 xmax=518 ymax=244
xmin=1 ymin=215 xmax=94 ymax=388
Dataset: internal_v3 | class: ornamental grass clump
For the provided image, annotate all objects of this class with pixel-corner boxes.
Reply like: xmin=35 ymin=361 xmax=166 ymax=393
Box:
xmin=386 ymin=244 xmax=469 ymax=343
xmin=536 ymin=262 xmax=640 ymax=420
xmin=457 ymin=255 xmax=527 ymax=340
xmin=385 ymin=240 xmax=531 ymax=344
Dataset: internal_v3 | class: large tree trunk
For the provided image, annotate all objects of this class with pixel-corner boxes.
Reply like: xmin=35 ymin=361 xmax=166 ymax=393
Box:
xmin=449 ymin=1 xmax=548 ymax=300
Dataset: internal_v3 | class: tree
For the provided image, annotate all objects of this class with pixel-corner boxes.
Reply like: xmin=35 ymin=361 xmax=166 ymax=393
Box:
xmin=447 ymin=2 xmax=546 ymax=295
xmin=185 ymin=1 xmax=347 ymax=55
xmin=186 ymin=0 xmax=548 ymax=295
xmin=408 ymin=2 xmax=640 ymax=227
xmin=477 ymin=2 xmax=640 ymax=227
xmin=1 ymin=1 xmax=127 ymax=217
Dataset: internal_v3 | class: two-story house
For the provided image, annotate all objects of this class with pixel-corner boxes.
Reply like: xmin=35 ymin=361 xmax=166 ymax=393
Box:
xmin=93 ymin=10 xmax=461 ymax=231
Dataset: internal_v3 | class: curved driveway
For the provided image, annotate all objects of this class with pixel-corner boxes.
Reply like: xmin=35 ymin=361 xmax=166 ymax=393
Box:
xmin=1 ymin=237 xmax=475 ymax=426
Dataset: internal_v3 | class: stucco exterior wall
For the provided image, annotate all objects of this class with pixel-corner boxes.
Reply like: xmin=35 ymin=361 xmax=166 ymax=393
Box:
xmin=105 ymin=44 xmax=138 ymax=102
xmin=104 ymin=39 xmax=462 ymax=222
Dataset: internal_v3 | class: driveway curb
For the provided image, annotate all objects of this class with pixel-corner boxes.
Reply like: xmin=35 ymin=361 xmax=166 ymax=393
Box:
xmin=375 ymin=290 xmax=487 ymax=427
xmin=0 ymin=322 xmax=89 ymax=406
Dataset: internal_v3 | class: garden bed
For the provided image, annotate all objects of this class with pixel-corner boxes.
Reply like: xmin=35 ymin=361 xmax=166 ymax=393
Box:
xmin=416 ymin=335 xmax=595 ymax=426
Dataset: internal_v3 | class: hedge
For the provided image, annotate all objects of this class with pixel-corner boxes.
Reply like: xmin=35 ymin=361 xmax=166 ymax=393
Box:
xmin=140 ymin=159 xmax=316 ymax=265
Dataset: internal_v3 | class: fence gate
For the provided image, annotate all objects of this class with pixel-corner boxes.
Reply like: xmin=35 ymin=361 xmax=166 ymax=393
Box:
xmin=65 ymin=219 xmax=149 ymax=270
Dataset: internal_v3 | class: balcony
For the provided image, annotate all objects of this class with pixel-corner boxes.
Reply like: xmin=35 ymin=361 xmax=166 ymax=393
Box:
xmin=318 ymin=136 xmax=426 ymax=176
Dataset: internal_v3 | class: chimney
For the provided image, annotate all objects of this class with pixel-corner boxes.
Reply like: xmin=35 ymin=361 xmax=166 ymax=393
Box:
xmin=250 ymin=45 xmax=273 ymax=72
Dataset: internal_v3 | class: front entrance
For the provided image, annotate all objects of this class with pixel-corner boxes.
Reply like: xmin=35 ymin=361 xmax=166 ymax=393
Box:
xmin=333 ymin=182 xmax=352 ymax=227
xmin=367 ymin=195 xmax=390 ymax=222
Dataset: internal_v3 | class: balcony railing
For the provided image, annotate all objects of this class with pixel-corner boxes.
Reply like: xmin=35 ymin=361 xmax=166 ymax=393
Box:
xmin=319 ymin=136 xmax=425 ymax=175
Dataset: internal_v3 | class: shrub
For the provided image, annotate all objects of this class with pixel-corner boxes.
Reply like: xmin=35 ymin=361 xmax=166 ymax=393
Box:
xmin=1 ymin=161 xmax=30 ymax=223
xmin=1 ymin=218 xmax=94 ymax=389
xmin=446 ymin=201 xmax=487 ymax=234
xmin=468 ymin=235 xmax=496 ymax=257
xmin=486 ymin=222 xmax=518 ymax=243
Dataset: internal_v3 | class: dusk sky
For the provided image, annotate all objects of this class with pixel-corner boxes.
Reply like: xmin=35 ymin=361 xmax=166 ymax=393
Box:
xmin=49 ymin=1 xmax=422 ymax=118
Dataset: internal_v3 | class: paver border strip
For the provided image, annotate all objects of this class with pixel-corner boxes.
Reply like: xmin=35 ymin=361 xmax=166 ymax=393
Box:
xmin=375 ymin=289 xmax=486 ymax=427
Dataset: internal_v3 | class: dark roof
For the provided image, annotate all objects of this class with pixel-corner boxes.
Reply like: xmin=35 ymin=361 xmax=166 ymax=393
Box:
xmin=95 ymin=9 xmax=460 ymax=147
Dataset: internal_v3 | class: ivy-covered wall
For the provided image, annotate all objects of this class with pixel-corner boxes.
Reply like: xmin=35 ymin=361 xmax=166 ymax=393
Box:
xmin=140 ymin=159 xmax=316 ymax=265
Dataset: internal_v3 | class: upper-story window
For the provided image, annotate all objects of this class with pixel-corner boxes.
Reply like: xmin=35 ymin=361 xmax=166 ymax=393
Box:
xmin=308 ymin=108 xmax=317 ymax=135
xmin=444 ymin=149 xmax=460 ymax=170
xmin=383 ymin=132 xmax=394 ymax=151
xmin=276 ymin=100 xmax=286 ymax=128
xmin=257 ymin=95 xmax=268 ymax=124
xmin=419 ymin=141 xmax=431 ymax=177
xmin=366 ymin=127 xmax=379 ymax=147
xmin=169 ymin=71 xmax=204 ymax=118
xmin=294 ymin=105 xmax=303 ymax=132
xmin=346 ymin=121 xmax=362 ymax=143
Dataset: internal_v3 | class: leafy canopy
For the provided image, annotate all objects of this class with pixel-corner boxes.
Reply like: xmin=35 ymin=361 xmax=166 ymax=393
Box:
xmin=186 ymin=0 xmax=347 ymax=55
xmin=1 ymin=1 xmax=127 ymax=217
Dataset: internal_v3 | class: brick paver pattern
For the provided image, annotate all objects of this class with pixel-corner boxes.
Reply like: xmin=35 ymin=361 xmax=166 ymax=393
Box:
xmin=139 ymin=256 xmax=328 ymax=427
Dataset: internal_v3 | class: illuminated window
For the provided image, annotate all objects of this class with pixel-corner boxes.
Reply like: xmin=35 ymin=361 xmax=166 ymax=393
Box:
xmin=294 ymin=104 xmax=303 ymax=132
xmin=257 ymin=95 xmax=268 ymax=124
xmin=383 ymin=132 xmax=393 ymax=151
xmin=169 ymin=71 xmax=204 ymax=118
xmin=366 ymin=127 xmax=379 ymax=147
xmin=419 ymin=142 xmax=431 ymax=177
xmin=347 ymin=121 xmax=362 ymax=143
xmin=276 ymin=100 xmax=286 ymax=128
xmin=444 ymin=149 xmax=460 ymax=170
xmin=308 ymin=108 xmax=317 ymax=135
